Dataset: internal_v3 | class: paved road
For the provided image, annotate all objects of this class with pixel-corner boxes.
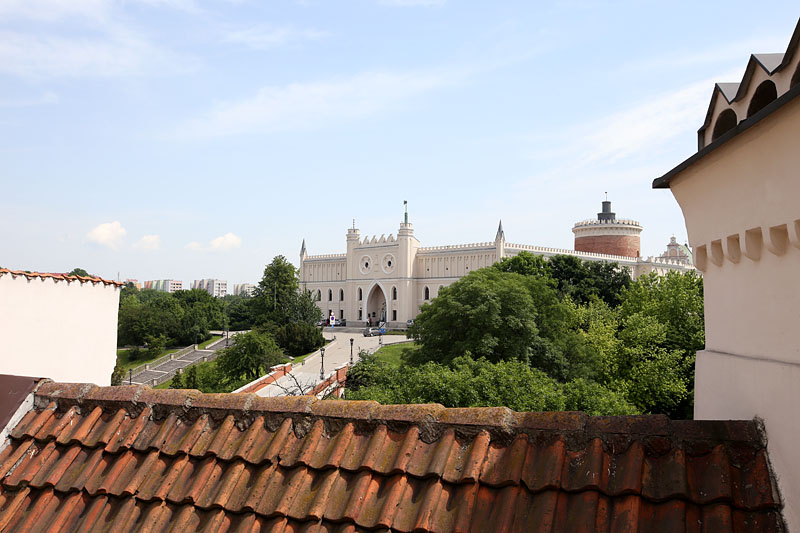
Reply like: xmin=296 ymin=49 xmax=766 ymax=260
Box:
xmin=129 ymin=336 xmax=233 ymax=385
xmin=256 ymin=331 xmax=410 ymax=397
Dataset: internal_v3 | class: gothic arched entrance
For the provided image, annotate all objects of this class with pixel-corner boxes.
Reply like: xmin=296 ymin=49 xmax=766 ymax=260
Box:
xmin=365 ymin=284 xmax=387 ymax=325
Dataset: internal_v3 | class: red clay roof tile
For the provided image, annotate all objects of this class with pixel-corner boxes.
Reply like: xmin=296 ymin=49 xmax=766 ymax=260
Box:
xmin=0 ymin=268 xmax=124 ymax=287
xmin=0 ymin=383 xmax=786 ymax=532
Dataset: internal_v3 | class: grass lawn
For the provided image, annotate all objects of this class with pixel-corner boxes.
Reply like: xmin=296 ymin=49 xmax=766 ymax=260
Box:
xmin=372 ymin=342 xmax=417 ymax=368
xmin=198 ymin=335 xmax=223 ymax=349
xmin=117 ymin=347 xmax=181 ymax=373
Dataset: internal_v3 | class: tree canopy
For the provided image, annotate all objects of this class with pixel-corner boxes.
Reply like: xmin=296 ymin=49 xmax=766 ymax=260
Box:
xmin=351 ymin=254 xmax=703 ymax=418
xmin=215 ymin=330 xmax=286 ymax=382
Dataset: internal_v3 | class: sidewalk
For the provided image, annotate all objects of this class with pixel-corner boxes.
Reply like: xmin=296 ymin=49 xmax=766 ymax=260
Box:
xmin=255 ymin=331 xmax=409 ymax=397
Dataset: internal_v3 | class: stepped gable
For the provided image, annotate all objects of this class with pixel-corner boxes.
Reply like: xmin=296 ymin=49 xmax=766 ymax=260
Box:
xmin=0 ymin=383 xmax=785 ymax=532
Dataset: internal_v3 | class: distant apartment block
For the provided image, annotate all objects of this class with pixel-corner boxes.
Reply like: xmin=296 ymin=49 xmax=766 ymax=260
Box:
xmin=193 ymin=278 xmax=228 ymax=297
xmin=234 ymin=283 xmax=256 ymax=297
xmin=144 ymin=279 xmax=183 ymax=293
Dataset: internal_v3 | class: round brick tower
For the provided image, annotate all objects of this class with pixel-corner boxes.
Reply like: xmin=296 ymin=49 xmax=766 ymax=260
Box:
xmin=572 ymin=200 xmax=642 ymax=257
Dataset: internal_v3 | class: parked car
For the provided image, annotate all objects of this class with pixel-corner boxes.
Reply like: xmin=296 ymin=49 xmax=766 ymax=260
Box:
xmin=406 ymin=319 xmax=414 ymax=328
xmin=363 ymin=327 xmax=380 ymax=337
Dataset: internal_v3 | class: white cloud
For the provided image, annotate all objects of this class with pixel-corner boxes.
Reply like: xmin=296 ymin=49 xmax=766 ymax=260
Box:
xmin=0 ymin=0 xmax=195 ymax=79
xmin=0 ymin=0 xmax=112 ymax=23
xmin=186 ymin=232 xmax=242 ymax=252
xmin=577 ymin=79 xmax=712 ymax=164
xmin=210 ymin=232 xmax=242 ymax=250
xmin=86 ymin=221 xmax=126 ymax=250
xmin=223 ymin=24 xmax=327 ymax=50
xmin=0 ymin=30 xmax=193 ymax=79
xmin=174 ymin=69 xmax=457 ymax=138
xmin=133 ymin=234 xmax=161 ymax=251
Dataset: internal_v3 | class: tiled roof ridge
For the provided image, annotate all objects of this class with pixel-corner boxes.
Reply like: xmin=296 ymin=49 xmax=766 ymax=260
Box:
xmin=0 ymin=269 xmax=124 ymax=287
xmin=35 ymin=382 xmax=767 ymax=448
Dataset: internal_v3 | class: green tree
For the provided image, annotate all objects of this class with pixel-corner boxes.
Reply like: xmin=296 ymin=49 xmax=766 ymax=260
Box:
xmin=183 ymin=365 xmax=199 ymax=389
xmin=619 ymin=270 xmax=704 ymax=355
xmin=275 ymin=322 xmax=325 ymax=357
xmin=216 ymin=330 xmax=286 ymax=381
xmin=110 ymin=359 xmax=125 ymax=386
xmin=289 ymin=289 xmax=324 ymax=326
xmin=223 ymin=294 xmax=257 ymax=331
xmin=68 ymin=267 xmax=90 ymax=277
xmin=143 ymin=334 xmax=168 ymax=359
xmin=546 ymin=255 xmax=631 ymax=306
xmin=409 ymin=270 xmax=540 ymax=364
xmin=493 ymin=251 xmax=550 ymax=278
xmin=170 ymin=369 xmax=185 ymax=389
xmin=254 ymin=256 xmax=300 ymax=325
xmin=562 ymin=378 xmax=639 ymax=415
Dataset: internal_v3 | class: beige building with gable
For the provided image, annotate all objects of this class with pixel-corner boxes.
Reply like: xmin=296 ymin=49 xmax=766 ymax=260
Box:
xmin=300 ymin=207 xmax=693 ymax=328
xmin=654 ymin=17 xmax=800 ymax=529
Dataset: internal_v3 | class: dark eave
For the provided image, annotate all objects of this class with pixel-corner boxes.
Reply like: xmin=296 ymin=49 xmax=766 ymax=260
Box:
xmin=654 ymin=81 xmax=800 ymax=189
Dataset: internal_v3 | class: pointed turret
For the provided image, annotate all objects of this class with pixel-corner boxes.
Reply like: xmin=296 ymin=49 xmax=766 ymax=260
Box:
xmin=495 ymin=220 xmax=506 ymax=260
xmin=495 ymin=220 xmax=505 ymax=242
xmin=300 ymin=239 xmax=307 ymax=260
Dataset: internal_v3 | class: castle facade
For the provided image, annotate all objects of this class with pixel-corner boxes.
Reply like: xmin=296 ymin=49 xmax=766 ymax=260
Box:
xmin=299 ymin=206 xmax=693 ymax=328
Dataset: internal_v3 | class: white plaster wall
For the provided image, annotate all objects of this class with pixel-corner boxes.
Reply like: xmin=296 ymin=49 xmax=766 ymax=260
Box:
xmin=0 ymin=275 xmax=121 ymax=385
xmin=695 ymin=350 xmax=799 ymax=528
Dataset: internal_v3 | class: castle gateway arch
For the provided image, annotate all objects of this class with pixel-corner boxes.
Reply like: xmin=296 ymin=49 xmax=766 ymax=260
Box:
xmin=365 ymin=283 xmax=387 ymax=324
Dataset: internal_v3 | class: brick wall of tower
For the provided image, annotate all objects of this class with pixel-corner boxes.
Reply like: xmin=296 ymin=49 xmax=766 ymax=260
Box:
xmin=574 ymin=235 xmax=640 ymax=258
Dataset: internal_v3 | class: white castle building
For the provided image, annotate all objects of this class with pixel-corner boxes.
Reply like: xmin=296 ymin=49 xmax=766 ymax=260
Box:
xmin=299 ymin=207 xmax=693 ymax=328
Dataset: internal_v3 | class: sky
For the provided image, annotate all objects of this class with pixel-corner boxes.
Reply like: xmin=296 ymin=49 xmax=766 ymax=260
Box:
xmin=1 ymin=1 xmax=798 ymax=285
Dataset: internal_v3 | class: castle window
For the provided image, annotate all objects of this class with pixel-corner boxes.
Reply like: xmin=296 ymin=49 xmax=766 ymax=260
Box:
xmin=392 ymin=310 xmax=397 ymax=321
xmin=392 ymin=287 xmax=397 ymax=300
xmin=747 ymin=80 xmax=777 ymax=118
xmin=316 ymin=289 xmax=321 ymax=300
xmin=339 ymin=288 xmax=344 ymax=301
xmin=711 ymin=108 xmax=737 ymax=142
xmin=358 ymin=288 xmax=362 ymax=301
xmin=328 ymin=289 xmax=332 ymax=302
xmin=424 ymin=286 xmax=430 ymax=300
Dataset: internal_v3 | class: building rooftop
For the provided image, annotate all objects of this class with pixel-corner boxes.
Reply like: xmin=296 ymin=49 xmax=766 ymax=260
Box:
xmin=0 ymin=381 xmax=785 ymax=532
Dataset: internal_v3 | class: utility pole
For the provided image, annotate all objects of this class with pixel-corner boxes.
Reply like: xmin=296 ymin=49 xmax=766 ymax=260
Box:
xmin=320 ymin=347 xmax=325 ymax=380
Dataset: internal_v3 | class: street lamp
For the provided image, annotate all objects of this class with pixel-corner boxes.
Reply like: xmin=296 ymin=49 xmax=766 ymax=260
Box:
xmin=320 ymin=347 xmax=325 ymax=380
xmin=349 ymin=338 xmax=354 ymax=365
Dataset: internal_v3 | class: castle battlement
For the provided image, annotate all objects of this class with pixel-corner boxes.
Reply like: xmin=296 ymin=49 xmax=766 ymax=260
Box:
xmin=305 ymin=253 xmax=347 ymax=261
xmin=359 ymin=234 xmax=396 ymax=245
xmin=572 ymin=218 xmax=641 ymax=228
xmin=417 ymin=242 xmax=495 ymax=253
xmin=505 ymin=243 xmax=637 ymax=263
